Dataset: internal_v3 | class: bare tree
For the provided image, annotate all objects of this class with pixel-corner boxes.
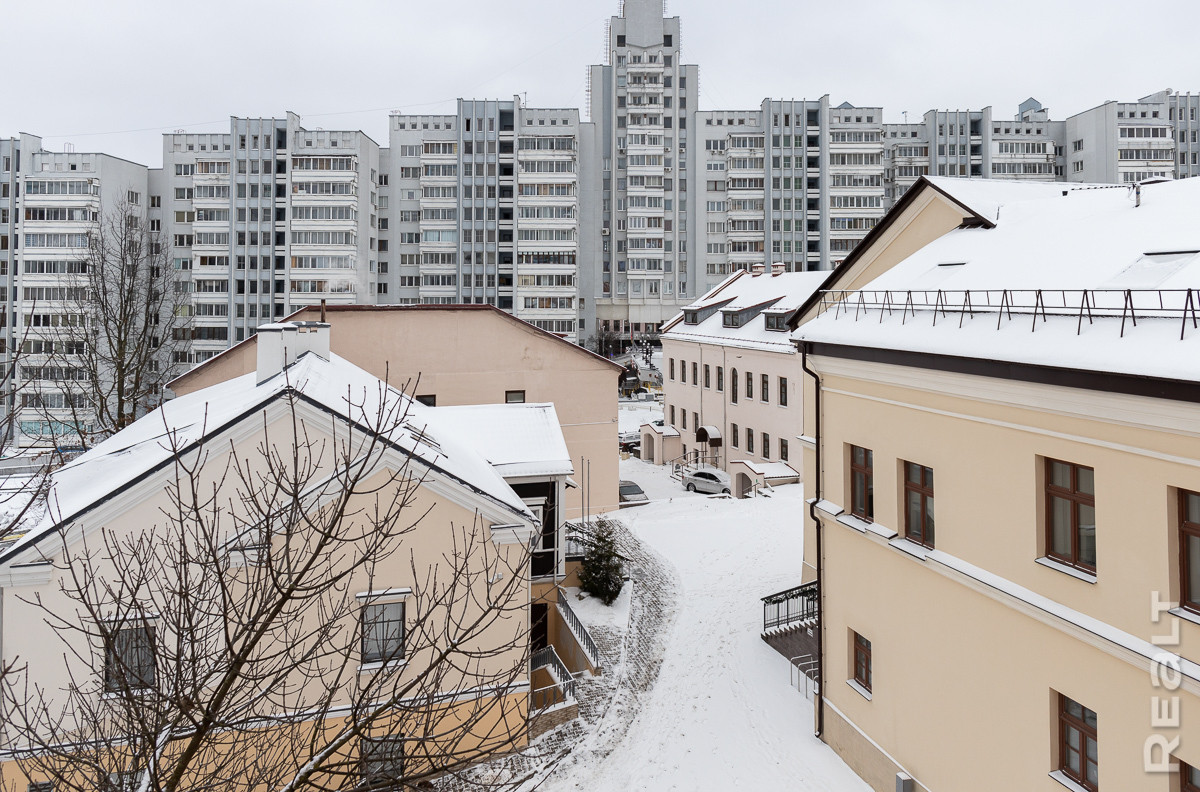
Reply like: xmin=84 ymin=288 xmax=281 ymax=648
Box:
xmin=33 ymin=194 xmax=189 ymax=448
xmin=1 ymin=374 xmax=534 ymax=792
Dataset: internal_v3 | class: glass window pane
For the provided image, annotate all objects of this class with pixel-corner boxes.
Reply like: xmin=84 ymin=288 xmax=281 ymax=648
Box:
xmin=1066 ymin=698 xmax=1082 ymax=718
xmin=1078 ymin=504 xmax=1096 ymax=566
xmin=1189 ymin=536 xmax=1200 ymax=605
xmin=1076 ymin=465 xmax=1094 ymax=496
xmin=906 ymin=462 xmax=920 ymax=484
xmin=925 ymin=498 xmax=935 ymax=544
xmin=1050 ymin=460 xmax=1072 ymax=489
xmin=1187 ymin=492 xmax=1200 ymax=524
xmin=907 ymin=491 xmax=922 ymax=538
xmin=1051 ymin=497 xmax=1072 ymax=556
xmin=853 ymin=446 xmax=864 ymax=465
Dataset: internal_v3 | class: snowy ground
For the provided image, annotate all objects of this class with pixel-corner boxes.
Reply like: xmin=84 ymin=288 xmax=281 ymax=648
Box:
xmin=617 ymin=402 xmax=663 ymax=435
xmin=535 ymin=458 xmax=870 ymax=792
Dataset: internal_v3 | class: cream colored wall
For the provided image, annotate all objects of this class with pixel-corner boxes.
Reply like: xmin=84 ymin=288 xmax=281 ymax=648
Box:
xmin=170 ymin=308 xmax=621 ymax=517
xmin=660 ymin=338 xmax=801 ymax=474
xmin=807 ymin=354 xmax=1200 ymax=790
xmin=0 ymin=406 xmax=532 ymax=738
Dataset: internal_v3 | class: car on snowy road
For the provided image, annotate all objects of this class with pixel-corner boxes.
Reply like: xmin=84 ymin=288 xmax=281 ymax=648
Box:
xmin=681 ymin=467 xmax=731 ymax=495
xmin=618 ymin=479 xmax=650 ymax=506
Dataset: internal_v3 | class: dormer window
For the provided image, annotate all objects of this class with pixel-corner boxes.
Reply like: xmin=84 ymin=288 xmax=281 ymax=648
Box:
xmin=684 ymin=310 xmax=700 ymax=325
xmin=722 ymin=312 xmax=742 ymax=328
xmin=764 ymin=314 xmax=787 ymax=331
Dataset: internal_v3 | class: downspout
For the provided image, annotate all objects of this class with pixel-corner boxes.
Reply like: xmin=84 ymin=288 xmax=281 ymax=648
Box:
xmin=800 ymin=342 xmax=824 ymax=738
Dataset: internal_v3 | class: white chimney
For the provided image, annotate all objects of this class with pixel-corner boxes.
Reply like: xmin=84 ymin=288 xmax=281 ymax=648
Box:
xmin=256 ymin=321 xmax=331 ymax=382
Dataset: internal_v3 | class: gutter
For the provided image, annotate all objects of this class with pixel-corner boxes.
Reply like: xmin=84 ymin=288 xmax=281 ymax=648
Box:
xmin=800 ymin=342 xmax=825 ymax=738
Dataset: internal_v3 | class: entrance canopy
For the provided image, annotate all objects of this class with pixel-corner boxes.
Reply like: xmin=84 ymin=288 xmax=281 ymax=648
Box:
xmin=695 ymin=425 xmax=723 ymax=446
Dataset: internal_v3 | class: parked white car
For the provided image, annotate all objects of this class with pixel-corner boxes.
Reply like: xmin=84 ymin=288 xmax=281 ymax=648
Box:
xmin=682 ymin=468 xmax=731 ymax=495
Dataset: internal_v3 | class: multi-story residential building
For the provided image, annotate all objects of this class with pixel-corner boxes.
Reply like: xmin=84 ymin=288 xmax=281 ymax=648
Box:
xmin=159 ymin=113 xmax=382 ymax=363
xmin=1 ymin=134 xmax=151 ymax=443
xmin=790 ymin=175 xmax=1200 ymax=791
xmin=1065 ymin=95 xmax=1175 ymax=184
xmin=385 ymin=99 xmax=591 ymax=343
xmin=652 ymin=265 xmax=824 ymax=494
xmin=587 ymin=0 xmax=699 ymax=338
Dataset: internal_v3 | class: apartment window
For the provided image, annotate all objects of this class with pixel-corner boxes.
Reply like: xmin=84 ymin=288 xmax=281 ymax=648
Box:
xmin=1180 ymin=489 xmax=1200 ymax=613
xmin=1181 ymin=761 xmax=1200 ymax=792
xmin=903 ymin=462 xmax=935 ymax=549
xmin=693 ymin=412 xmax=699 ymax=434
xmin=778 ymin=376 xmax=788 ymax=407
xmin=669 ymin=358 xmax=675 ymax=380
xmin=361 ymin=600 xmax=405 ymax=664
xmin=703 ymin=364 xmax=710 ymax=388
xmin=779 ymin=438 xmax=789 ymax=462
xmin=850 ymin=446 xmax=873 ymax=521
xmin=746 ymin=371 xmax=753 ymax=400
xmin=731 ymin=368 xmax=738 ymax=403
xmin=669 ymin=405 xmax=676 ymax=425
xmin=1045 ymin=459 xmax=1096 ymax=573
xmin=716 ymin=366 xmax=724 ymax=392
xmin=692 ymin=362 xmax=698 ymax=386
xmin=104 ymin=623 xmax=156 ymax=692
xmin=852 ymin=632 xmax=872 ymax=692
xmin=746 ymin=428 xmax=754 ymax=454
xmin=360 ymin=735 xmax=405 ymax=789
xmin=761 ymin=374 xmax=769 ymax=403
xmin=761 ymin=433 xmax=769 ymax=459
xmin=681 ymin=411 xmax=687 ymax=430
xmin=1057 ymin=694 xmax=1098 ymax=791
xmin=730 ymin=423 xmax=739 ymax=448
xmin=680 ymin=361 xmax=687 ymax=384
xmin=505 ymin=390 xmax=526 ymax=404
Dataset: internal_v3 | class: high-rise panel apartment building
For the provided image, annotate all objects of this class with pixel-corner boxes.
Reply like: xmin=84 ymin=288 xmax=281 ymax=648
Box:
xmin=587 ymin=0 xmax=698 ymax=337
xmin=385 ymin=99 xmax=590 ymax=343
xmin=159 ymin=113 xmax=382 ymax=363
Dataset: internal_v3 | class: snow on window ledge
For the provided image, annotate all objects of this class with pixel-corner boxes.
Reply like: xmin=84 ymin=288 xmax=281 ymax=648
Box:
xmin=1169 ymin=607 xmax=1200 ymax=628
xmin=358 ymin=659 xmax=408 ymax=675
xmin=888 ymin=536 xmax=933 ymax=561
xmin=846 ymin=679 xmax=872 ymax=701
xmin=1035 ymin=557 xmax=1097 ymax=584
xmin=1048 ymin=770 xmax=1091 ymax=792
xmin=837 ymin=513 xmax=897 ymax=541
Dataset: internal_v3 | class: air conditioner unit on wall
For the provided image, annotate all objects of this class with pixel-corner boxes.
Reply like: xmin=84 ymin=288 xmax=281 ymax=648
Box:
xmin=602 ymin=228 xmax=610 ymax=235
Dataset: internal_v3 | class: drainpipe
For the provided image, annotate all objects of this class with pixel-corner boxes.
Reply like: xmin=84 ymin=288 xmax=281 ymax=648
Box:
xmin=800 ymin=343 xmax=824 ymax=738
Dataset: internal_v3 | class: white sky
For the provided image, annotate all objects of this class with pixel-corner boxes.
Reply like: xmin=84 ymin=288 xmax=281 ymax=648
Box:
xmin=8 ymin=0 xmax=1199 ymax=166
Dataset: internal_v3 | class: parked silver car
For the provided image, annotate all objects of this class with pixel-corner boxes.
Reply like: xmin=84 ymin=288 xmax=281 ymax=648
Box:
xmin=682 ymin=468 xmax=731 ymax=495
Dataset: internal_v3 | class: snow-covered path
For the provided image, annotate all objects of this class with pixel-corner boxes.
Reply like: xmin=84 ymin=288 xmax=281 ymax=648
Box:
xmin=535 ymin=459 xmax=870 ymax=792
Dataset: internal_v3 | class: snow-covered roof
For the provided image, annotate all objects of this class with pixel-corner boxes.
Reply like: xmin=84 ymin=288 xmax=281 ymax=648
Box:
xmin=661 ymin=269 xmax=828 ymax=353
xmin=435 ymin=403 xmax=573 ymax=478
xmin=796 ymin=177 xmax=1200 ymax=382
xmin=5 ymin=352 xmax=535 ymax=564
xmin=734 ymin=460 xmax=800 ymax=479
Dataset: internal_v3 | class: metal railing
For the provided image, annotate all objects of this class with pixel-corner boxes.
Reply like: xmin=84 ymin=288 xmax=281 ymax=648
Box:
xmin=817 ymin=287 xmax=1200 ymax=339
xmin=790 ymin=653 xmax=819 ymax=700
xmin=557 ymin=588 xmax=602 ymax=667
xmin=761 ymin=580 xmax=818 ymax=631
xmin=530 ymin=680 xmax=576 ymax=712
xmin=531 ymin=645 xmax=572 ymax=686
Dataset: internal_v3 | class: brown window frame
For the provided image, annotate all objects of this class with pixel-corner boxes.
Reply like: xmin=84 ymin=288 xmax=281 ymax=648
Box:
xmin=852 ymin=632 xmax=871 ymax=691
xmin=761 ymin=373 xmax=769 ymax=402
xmin=850 ymin=445 xmax=873 ymax=521
xmin=692 ymin=362 xmax=698 ymax=386
xmin=680 ymin=360 xmax=686 ymax=384
xmin=1181 ymin=489 xmax=1200 ymax=614
xmin=669 ymin=358 xmax=675 ymax=380
xmin=745 ymin=371 xmax=753 ymax=400
xmin=1045 ymin=458 xmax=1096 ymax=573
xmin=779 ymin=376 xmax=788 ymax=407
xmin=704 ymin=364 xmax=711 ymax=388
xmin=903 ymin=461 xmax=935 ymax=549
xmin=762 ymin=432 xmax=769 ymax=459
xmin=1057 ymin=693 xmax=1098 ymax=791
xmin=730 ymin=368 xmax=738 ymax=403
xmin=779 ymin=438 xmax=789 ymax=461
xmin=1181 ymin=760 xmax=1200 ymax=792
xmin=730 ymin=423 xmax=738 ymax=448
xmin=716 ymin=366 xmax=724 ymax=392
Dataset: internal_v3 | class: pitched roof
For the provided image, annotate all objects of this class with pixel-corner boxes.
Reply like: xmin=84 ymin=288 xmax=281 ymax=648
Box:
xmin=661 ymin=269 xmax=828 ymax=353
xmin=168 ymin=304 xmax=622 ymax=392
xmin=795 ymin=177 xmax=1200 ymax=382
xmin=3 ymin=352 xmax=539 ymax=565
xmin=436 ymin=403 xmax=573 ymax=478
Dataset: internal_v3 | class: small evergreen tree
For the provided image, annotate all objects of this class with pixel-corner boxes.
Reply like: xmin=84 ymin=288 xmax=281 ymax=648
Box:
xmin=578 ymin=521 xmax=625 ymax=605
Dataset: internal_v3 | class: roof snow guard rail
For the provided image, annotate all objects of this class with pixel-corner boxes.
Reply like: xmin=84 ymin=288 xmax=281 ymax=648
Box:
xmin=817 ymin=288 xmax=1200 ymax=339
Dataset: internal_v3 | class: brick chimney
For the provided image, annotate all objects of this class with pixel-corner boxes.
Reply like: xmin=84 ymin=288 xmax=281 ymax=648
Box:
xmin=256 ymin=321 xmax=331 ymax=381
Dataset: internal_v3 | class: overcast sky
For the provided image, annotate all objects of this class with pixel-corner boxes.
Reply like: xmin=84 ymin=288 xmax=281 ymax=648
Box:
xmin=8 ymin=0 xmax=1199 ymax=166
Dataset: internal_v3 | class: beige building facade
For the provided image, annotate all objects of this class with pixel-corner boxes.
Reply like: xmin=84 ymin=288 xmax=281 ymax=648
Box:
xmin=792 ymin=176 xmax=1200 ymax=791
xmin=652 ymin=267 xmax=824 ymax=495
xmin=169 ymin=304 xmax=623 ymax=519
